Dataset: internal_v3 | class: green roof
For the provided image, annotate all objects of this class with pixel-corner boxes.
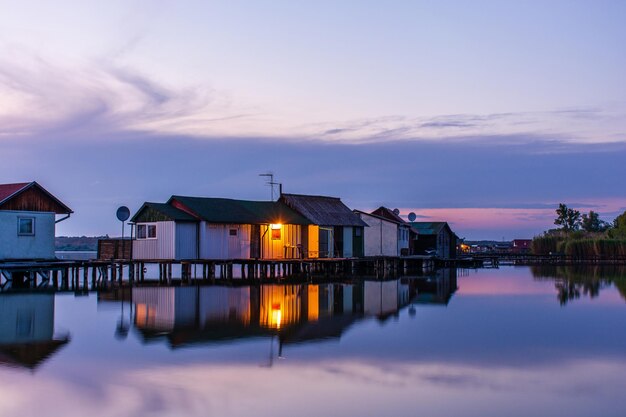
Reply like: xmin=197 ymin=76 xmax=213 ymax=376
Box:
xmin=168 ymin=196 xmax=311 ymax=225
xmin=131 ymin=202 xmax=198 ymax=223
xmin=408 ymin=222 xmax=449 ymax=236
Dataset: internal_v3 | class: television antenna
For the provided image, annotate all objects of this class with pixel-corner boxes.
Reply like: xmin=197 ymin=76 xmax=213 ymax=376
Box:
xmin=259 ymin=172 xmax=281 ymax=201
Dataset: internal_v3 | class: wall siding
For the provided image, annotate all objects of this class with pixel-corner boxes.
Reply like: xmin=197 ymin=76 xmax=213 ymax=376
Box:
xmin=132 ymin=221 xmax=176 ymax=260
xmin=261 ymin=224 xmax=301 ymax=259
xmin=358 ymin=213 xmax=399 ymax=257
xmin=398 ymin=225 xmax=410 ymax=255
xmin=200 ymin=223 xmax=252 ymax=259
xmin=175 ymin=222 xmax=198 ymax=259
xmin=0 ymin=211 xmax=55 ymax=260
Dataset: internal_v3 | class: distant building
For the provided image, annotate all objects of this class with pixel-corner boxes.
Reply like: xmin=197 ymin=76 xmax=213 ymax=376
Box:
xmin=279 ymin=193 xmax=367 ymax=258
xmin=408 ymin=222 xmax=457 ymax=259
xmin=0 ymin=182 xmax=72 ymax=261
xmin=512 ymin=239 xmax=532 ymax=254
xmin=370 ymin=207 xmax=411 ymax=255
xmin=353 ymin=207 xmax=411 ymax=257
xmin=494 ymin=242 xmax=513 ymax=253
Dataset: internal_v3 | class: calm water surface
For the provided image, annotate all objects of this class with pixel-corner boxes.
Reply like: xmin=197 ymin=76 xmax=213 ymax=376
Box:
xmin=1 ymin=266 xmax=626 ymax=417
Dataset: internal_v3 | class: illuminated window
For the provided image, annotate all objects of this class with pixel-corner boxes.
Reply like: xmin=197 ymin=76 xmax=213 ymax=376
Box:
xmin=271 ymin=224 xmax=281 ymax=240
xmin=17 ymin=217 xmax=35 ymax=236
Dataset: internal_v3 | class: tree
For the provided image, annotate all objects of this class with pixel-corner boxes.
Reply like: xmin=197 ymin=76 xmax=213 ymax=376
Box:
xmin=609 ymin=211 xmax=626 ymax=239
xmin=554 ymin=203 xmax=581 ymax=231
xmin=581 ymin=210 xmax=611 ymax=232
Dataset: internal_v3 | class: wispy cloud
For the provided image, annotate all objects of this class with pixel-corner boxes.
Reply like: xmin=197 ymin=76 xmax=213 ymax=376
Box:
xmin=0 ymin=54 xmax=253 ymax=139
xmin=1 ymin=51 xmax=625 ymax=146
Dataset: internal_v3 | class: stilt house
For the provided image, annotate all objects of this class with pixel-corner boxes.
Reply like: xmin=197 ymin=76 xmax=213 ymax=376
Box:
xmin=279 ymin=193 xmax=367 ymax=258
xmin=409 ymin=222 xmax=457 ymax=259
xmin=0 ymin=182 xmax=72 ymax=261
xmin=131 ymin=196 xmax=311 ymax=261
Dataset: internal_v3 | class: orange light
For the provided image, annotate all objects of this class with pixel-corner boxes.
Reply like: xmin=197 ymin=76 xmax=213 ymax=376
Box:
xmin=271 ymin=303 xmax=282 ymax=329
xmin=271 ymin=223 xmax=282 ymax=230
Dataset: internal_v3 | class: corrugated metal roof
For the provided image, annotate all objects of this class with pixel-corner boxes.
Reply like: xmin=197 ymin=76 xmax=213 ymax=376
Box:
xmin=169 ymin=196 xmax=311 ymax=225
xmin=280 ymin=193 xmax=367 ymax=227
xmin=131 ymin=202 xmax=198 ymax=222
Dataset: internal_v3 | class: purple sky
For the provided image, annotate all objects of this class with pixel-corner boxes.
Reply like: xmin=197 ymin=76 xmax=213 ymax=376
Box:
xmin=1 ymin=1 xmax=625 ymax=239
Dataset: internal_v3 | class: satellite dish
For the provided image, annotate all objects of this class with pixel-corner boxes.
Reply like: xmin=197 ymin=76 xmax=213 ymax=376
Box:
xmin=393 ymin=208 xmax=400 ymax=215
xmin=116 ymin=206 xmax=130 ymax=222
xmin=408 ymin=212 xmax=417 ymax=222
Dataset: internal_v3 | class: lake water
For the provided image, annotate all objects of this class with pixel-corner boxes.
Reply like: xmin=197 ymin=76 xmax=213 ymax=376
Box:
xmin=1 ymin=266 xmax=626 ymax=417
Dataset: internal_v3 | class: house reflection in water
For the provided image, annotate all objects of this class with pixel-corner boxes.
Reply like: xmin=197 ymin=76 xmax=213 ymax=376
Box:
xmin=0 ymin=293 xmax=69 ymax=370
xmin=409 ymin=269 xmax=458 ymax=305
xmin=131 ymin=270 xmax=457 ymax=351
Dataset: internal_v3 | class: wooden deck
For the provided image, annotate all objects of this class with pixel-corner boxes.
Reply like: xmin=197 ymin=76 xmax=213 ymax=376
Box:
xmin=0 ymin=256 xmax=437 ymax=292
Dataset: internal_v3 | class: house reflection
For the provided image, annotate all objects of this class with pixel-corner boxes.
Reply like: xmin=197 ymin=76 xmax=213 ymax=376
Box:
xmin=131 ymin=271 xmax=458 ymax=350
xmin=0 ymin=293 xmax=69 ymax=370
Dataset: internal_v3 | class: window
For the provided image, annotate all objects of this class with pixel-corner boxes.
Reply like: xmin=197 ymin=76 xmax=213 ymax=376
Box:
xmin=17 ymin=217 xmax=35 ymax=236
xmin=355 ymin=228 xmax=362 ymax=237
xmin=229 ymin=229 xmax=238 ymax=236
xmin=137 ymin=224 xmax=157 ymax=239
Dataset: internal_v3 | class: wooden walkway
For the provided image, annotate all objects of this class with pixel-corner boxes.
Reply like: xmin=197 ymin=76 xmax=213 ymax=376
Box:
xmin=0 ymin=256 xmax=437 ymax=292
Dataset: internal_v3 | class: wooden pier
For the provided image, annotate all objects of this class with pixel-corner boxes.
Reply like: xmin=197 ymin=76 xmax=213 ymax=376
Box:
xmin=0 ymin=256 xmax=438 ymax=292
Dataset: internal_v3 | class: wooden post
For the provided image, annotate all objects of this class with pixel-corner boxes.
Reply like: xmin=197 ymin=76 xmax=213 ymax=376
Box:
xmin=83 ymin=265 xmax=88 ymax=290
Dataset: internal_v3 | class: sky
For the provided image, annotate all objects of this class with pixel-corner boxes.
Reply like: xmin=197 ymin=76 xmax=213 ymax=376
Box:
xmin=0 ymin=0 xmax=625 ymax=239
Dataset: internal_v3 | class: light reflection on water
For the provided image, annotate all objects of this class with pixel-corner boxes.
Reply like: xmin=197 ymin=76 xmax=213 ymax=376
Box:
xmin=1 ymin=267 xmax=626 ymax=417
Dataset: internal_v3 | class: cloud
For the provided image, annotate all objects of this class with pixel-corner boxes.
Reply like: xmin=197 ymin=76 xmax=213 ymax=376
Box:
xmin=0 ymin=54 xmax=250 ymax=139
xmin=1 ymin=52 xmax=626 ymax=145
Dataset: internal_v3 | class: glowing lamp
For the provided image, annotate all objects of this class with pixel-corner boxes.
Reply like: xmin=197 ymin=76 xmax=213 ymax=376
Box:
xmin=271 ymin=303 xmax=282 ymax=328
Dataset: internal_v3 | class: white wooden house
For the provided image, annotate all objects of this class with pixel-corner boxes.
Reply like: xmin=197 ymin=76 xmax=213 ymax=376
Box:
xmin=131 ymin=196 xmax=311 ymax=261
xmin=370 ymin=206 xmax=411 ymax=255
xmin=353 ymin=207 xmax=411 ymax=257
xmin=0 ymin=182 xmax=72 ymax=261
xmin=353 ymin=210 xmax=400 ymax=257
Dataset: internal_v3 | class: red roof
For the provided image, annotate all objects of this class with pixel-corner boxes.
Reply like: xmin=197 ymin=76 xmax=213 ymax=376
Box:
xmin=0 ymin=181 xmax=72 ymax=214
xmin=0 ymin=182 xmax=30 ymax=203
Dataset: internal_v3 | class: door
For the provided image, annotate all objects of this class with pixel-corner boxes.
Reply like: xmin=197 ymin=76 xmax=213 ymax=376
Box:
xmin=352 ymin=227 xmax=364 ymax=257
xmin=250 ymin=224 xmax=261 ymax=258
xmin=333 ymin=226 xmax=344 ymax=257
